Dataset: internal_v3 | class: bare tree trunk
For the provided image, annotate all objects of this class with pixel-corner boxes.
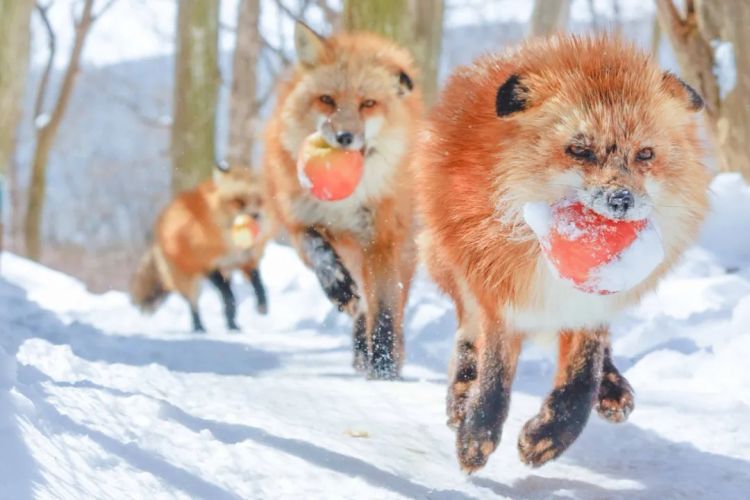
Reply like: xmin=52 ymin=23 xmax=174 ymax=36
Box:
xmin=24 ymin=0 xmax=97 ymax=261
xmin=529 ymin=0 xmax=571 ymax=37
xmin=171 ymin=0 xmax=220 ymax=193
xmin=657 ymin=0 xmax=750 ymax=179
xmin=0 ymin=0 xmax=34 ymax=262
xmin=343 ymin=0 xmax=445 ymax=106
xmin=650 ymin=15 xmax=662 ymax=60
xmin=227 ymin=0 xmax=261 ymax=169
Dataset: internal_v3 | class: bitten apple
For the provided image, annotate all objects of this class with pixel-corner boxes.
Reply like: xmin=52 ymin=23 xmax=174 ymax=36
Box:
xmin=231 ymin=214 xmax=259 ymax=249
xmin=297 ymin=132 xmax=364 ymax=201
xmin=523 ymin=201 xmax=664 ymax=294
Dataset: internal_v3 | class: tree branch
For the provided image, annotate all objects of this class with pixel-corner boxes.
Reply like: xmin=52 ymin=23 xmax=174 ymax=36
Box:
xmin=33 ymin=1 xmax=56 ymax=121
xmin=93 ymin=0 xmax=118 ymax=21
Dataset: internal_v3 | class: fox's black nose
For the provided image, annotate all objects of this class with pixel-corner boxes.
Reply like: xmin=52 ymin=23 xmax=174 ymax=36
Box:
xmin=607 ymin=188 xmax=634 ymax=213
xmin=336 ymin=132 xmax=354 ymax=147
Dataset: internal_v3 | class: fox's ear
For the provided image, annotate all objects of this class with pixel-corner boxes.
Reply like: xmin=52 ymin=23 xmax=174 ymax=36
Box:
xmin=294 ymin=21 xmax=327 ymax=67
xmin=397 ymin=70 xmax=413 ymax=96
xmin=496 ymin=74 xmax=528 ymax=117
xmin=661 ymin=72 xmax=704 ymax=112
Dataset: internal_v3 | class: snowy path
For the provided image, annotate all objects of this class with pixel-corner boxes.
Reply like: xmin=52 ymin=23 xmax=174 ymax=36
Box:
xmin=2 ymin=175 xmax=750 ymax=499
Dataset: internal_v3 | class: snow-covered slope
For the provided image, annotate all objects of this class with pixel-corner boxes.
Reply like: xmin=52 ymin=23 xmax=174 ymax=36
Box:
xmin=1 ymin=173 xmax=749 ymax=499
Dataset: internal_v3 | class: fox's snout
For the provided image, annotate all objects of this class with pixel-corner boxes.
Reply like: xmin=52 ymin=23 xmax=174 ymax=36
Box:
xmin=318 ymin=108 xmax=365 ymax=150
xmin=581 ymin=184 xmax=651 ymax=221
xmin=606 ymin=187 xmax=635 ymax=217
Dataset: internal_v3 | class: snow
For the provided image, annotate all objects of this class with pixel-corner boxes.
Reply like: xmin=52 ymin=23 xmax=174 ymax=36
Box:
xmin=1 ymin=174 xmax=749 ymax=498
xmin=523 ymin=201 xmax=665 ymax=294
xmin=711 ymin=40 xmax=737 ymax=100
xmin=588 ymin=220 xmax=663 ymax=293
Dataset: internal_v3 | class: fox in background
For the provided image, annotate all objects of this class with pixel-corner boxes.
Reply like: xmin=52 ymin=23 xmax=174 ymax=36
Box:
xmin=131 ymin=162 xmax=270 ymax=332
xmin=417 ymin=36 xmax=710 ymax=471
xmin=262 ymin=22 xmax=422 ymax=379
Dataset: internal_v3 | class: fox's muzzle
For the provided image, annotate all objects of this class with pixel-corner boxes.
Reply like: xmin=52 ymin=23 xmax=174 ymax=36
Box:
xmin=319 ymin=109 xmax=365 ymax=151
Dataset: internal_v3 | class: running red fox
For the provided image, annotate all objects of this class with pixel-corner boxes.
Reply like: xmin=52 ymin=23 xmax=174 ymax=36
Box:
xmin=262 ymin=22 xmax=422 ymax=379
xmin=417 ymin=36 xmax=710 ymax=470
xmin=131 ymin=163 xmax=269 ymax=331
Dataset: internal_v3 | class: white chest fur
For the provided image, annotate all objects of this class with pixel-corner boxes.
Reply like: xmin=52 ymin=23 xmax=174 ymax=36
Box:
xmin=504 ymin=257 xmax=629 ymax=337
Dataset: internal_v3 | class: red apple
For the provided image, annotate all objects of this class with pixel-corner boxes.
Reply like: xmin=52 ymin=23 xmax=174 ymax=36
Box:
xmin=531 ymin=202 xmax=649 ymax=294
xmin=231 ymin=214 xmax=260 ymax=249
xmin=297 ymin=132 xmax=364 ymax=201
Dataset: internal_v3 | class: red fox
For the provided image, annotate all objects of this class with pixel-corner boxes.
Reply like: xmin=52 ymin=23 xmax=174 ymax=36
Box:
xmin=131 ymin=163 xmax=270 ymax=332
xmin=416 ymin=37 xmax=710 ymax=470
xmin=262 ymin=22 xmax=422 ymax=379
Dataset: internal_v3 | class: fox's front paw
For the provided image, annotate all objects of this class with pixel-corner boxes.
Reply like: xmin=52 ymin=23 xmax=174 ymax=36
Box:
xmin=256 ymin=303 xmax=268 ymax=315
xmin=596 ymin=371 xmax=635 ymax=423
xmin=338 ymin=291 xmax=360 ymax=317
xmin=456 ymin=418 xmax=497 ymax=473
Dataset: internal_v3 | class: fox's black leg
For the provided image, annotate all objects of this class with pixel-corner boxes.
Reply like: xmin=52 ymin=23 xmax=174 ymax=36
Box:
xmin=301 ymin=228 xmax=359 ymax=314
xmin=518 ymin=328 xmax=605 ymax=467
xmin=456 ymin=330 xmax=521 ymax=473
xmin=597 ymin=346 xmax=635 ymax=422
xmin=190 ymin=306 xmax=205 ymax=332
xmin=208 ymin=270 xmax=239 ymax=330
xmin=352 ymin=313 xmax=368 ymax=372
xmin=248 ymin=268 xmax=268 ymax=315
xmin=369 ymin=303 xmax=398 ymax=380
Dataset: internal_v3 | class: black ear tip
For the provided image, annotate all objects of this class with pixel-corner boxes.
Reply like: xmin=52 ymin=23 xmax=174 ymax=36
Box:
xmin=663 ymin=72 xmax=704 ymax=112
xmin=399 ymin=71 xmax=413 ymax=91
xmin=496 ymin=74 xmax=527 ymax=117
xmin=681 ymin=80 xmax=704 ymax=111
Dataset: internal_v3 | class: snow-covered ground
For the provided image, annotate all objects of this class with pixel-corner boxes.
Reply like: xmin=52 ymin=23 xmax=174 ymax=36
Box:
xmin=1 ymin=173 xmax=749 ymax=499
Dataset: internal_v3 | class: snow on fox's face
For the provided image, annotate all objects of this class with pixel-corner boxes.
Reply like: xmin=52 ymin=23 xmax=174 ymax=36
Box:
xmin=493 ymin=51 xmax=709 ymax=254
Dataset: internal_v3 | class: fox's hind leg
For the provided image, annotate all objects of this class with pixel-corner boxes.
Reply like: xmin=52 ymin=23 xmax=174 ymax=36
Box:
xmin=174 ymin=274 xmax=204 ymax=332
xmin=518 ymin=327 xmax=606 ymax=467
xmin=596 ymin=345 xmax=634 ymax=423
xmin=242 ymin=265 xmax=268 ymax=315
xmin=208 ymin=270 xmax=240 ymax=330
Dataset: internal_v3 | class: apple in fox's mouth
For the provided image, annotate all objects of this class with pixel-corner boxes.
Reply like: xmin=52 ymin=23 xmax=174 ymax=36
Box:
xmin=297 ymin=132 xmax=364 ymax=201
xmin=231 ymin=214 xmax=259 ymax=249
xmin=523 ymin=200 xmax=664 ymax=294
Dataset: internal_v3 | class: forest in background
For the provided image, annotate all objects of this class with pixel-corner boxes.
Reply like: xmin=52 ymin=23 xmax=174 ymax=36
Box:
xmin=0 ymin=0 xmax=747 ymax=291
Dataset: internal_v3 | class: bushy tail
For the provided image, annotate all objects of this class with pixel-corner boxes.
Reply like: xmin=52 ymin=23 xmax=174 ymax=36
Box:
xmin=130 ymin=246 xmax=168 ymax=313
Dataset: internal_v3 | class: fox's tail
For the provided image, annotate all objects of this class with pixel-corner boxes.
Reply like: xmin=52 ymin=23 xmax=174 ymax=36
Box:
xmin=130 ymin=246 xmax=168 ymax=313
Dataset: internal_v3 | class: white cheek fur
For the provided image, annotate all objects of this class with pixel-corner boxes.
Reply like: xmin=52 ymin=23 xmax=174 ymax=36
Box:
xmin=364 ymin=116 xmax=384 ymax=142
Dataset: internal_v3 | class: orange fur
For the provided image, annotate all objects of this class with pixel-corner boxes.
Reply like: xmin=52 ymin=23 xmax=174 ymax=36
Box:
xmin=130 ymin=167 xmax=269 ymax=318
xmin=417 ymin=36 xmax=711 ymax=470
xmin=263 ymin=24 xmax=422 ymax=377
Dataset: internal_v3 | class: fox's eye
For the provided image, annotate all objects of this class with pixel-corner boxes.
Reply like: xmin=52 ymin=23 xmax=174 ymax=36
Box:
xmin=360 ymin=99 xmax=377 ymax=109
xmin=319 ymin=95 xmax=335 ymax=107
xmin=636 ymin=147 xmax=654 ymax=162
xmin=232 ymin=198 xmax=246 ymax=210
xmin=566 ymin=145 xmax=597 ymax=163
